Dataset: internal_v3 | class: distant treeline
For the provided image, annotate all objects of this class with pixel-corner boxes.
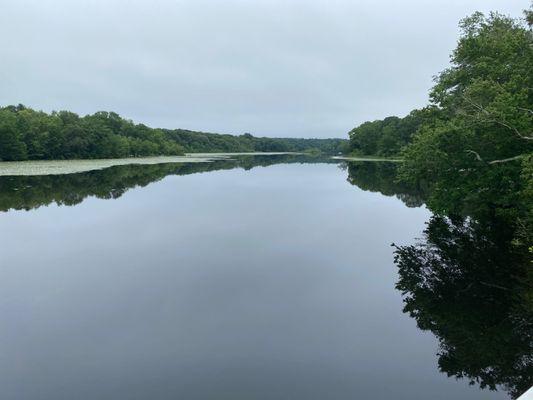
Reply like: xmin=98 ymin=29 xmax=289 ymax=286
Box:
xmin=347 ymin=11 xmax=532 ymax=166
xmin=164 ymin=130 xmax=347 ymax=154
xmin=0 ymin=105 xmax=347 ymax=161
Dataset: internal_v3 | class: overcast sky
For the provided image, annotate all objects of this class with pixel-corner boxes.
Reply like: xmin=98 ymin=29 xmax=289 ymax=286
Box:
xmin=0 ymin=0 xmax=526 ymax=138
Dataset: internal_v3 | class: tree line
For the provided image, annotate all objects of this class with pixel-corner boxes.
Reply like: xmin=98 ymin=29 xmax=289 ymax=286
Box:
xmin=347 ymin=10 xmax=532 ymax=168
xmin=0 ymin=106 xmax=184 ymax=161
xmin=382 ymin=9 xmax=533 ymax=398
xmin=0 ymin=105 xmax=347 ymax=161
xmin=348 ymin=9 xmax=532 ymax=241
xmin=393 ymin=10 xmax=533 ymax=286
xmin=164 ymin=130 xmax=347 ymax=154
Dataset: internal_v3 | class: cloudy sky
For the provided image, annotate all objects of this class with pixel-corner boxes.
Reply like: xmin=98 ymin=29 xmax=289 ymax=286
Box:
xmin=0 ymin=0 xmax=526 ymax=138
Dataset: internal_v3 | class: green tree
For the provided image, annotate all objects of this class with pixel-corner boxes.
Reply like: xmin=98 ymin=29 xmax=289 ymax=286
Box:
xmin=347 ymin=109 xmax=429 ymax=156
xmin=0 ymin=104 xmax=346 ymax=161
xmin=0 ymin=109 xmax=27 ymax=161
xmin=399 ymin=11 xmax=533 ymax=216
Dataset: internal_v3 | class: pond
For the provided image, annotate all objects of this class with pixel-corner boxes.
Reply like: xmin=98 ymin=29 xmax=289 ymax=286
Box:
xmin=0 ymin=155 xmax=521 ymax=399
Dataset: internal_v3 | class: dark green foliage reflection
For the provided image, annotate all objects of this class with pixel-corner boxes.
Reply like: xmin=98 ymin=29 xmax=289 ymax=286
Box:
xmin=394 ymin=216 xmax=532 ymax=399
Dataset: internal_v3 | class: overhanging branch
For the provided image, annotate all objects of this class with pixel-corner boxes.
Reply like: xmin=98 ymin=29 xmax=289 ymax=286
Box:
xmin=462 ymin=96 xmax=533 ymax=140
xmin=465 ymin=150 xmax=526 ymax=165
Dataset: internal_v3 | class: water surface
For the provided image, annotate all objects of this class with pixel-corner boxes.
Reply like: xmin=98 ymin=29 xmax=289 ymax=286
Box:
xmin=0 ymin=157 xmax=510 ymax=399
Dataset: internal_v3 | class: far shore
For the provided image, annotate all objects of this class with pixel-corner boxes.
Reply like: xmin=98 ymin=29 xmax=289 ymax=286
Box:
xmin=0 ymin=152 xmax=403 ymax=176
xmin=0 ymin=152 xmax=298 ymax=176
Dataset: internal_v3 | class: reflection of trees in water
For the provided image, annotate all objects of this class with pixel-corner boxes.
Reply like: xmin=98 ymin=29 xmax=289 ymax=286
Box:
xmin=2 ymin=158 xmax=416 ymax=212
xmin=394 ymin=215 xmax=532 ymax=399
xmin=0 ymin=155 xmax=336 ymax=212
xmin=344 ymin=162 xmax=533 ymax=397
xmin=3 ymin=155 xmax=530 ymax=397
xmin=385 ymin=154 xmax=533 ymax=397
xmin=346 ymin=161 xmax=425 ymax=208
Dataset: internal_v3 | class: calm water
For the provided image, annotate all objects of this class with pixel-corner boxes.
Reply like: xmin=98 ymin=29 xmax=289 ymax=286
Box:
xmin=0 ymin=157 xmax=510 ymax=399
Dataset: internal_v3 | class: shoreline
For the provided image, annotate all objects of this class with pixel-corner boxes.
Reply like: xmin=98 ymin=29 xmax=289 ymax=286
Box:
xmin=0 ymin=152 xmax=402 ymax=176
xmin=0 ymin=152 xmax=298 ymax=176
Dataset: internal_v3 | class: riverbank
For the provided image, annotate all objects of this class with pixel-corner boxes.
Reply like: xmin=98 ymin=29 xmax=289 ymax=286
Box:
xmin=0 ymin=153 xmax=298 ymax=176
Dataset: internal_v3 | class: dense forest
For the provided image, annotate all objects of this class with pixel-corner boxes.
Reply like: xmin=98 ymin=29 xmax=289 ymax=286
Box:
xmin=347 ymin=108 xmax=433 ymax=157
xmin=347 ymin=11 xmax=533 ymax=165
xmin=0 ymin=105 xmax=184 ymax=160
xmin=347 ymin=9 xmax=532 ymax=240
xmin=164 ymin=129 xmax=347 ymax=154
xmin=0 ymin=105 xmax=347 ymax=161
xmin=383 ymin=10 xmax=533 ymax=398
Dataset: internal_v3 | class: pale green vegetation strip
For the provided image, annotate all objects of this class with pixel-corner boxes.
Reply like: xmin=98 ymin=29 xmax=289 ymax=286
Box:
xmin=0 ymin=152 xmax=297 ymax=176
xmin=0 ymin=155 xmax=214 ymax=176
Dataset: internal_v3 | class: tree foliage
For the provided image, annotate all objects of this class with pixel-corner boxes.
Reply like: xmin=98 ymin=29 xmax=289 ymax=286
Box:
xmin=390 ymin=9 xmax=533 ymax=398
xmin=0 ymin=105 xmax=347 ymax=161
xmin=0 ymin=105 xmax=184 ymax=160
xmin=399 ymin=11 xmax=533 ymax=217
xmin=164 ymin=129 xmax=347 ymax=154
xmin=347 ymin=108 xmax=433 ymax=156
xmin=394 ymin=215 xmax=532 ymax=399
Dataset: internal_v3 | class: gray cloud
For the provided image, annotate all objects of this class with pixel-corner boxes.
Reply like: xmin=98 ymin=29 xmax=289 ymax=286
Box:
xmin=0 ymin=0 xmax=525 ymax=137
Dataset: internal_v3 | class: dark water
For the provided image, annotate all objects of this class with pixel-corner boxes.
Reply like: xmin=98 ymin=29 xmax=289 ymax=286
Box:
xmin=0 ymin=156 xmax=519 ymax=399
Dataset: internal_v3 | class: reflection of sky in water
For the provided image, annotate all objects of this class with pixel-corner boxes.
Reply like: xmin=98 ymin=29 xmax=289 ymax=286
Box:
xmin=0 ymin=164 xmax=506 ymax=399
